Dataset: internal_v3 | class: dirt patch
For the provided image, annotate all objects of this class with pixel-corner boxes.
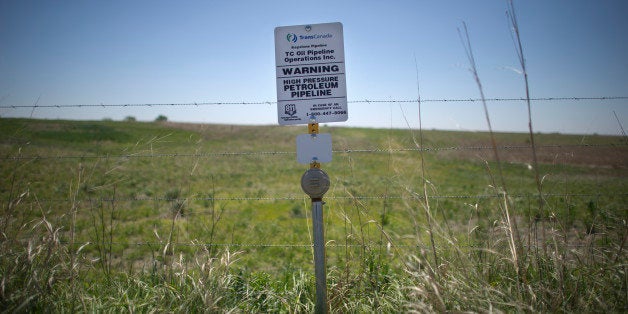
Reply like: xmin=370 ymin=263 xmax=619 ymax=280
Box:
xmin=163 ymin=123 xmax=628 ymax=170
xmin=437 ymin=144 xmax=627 ymax=170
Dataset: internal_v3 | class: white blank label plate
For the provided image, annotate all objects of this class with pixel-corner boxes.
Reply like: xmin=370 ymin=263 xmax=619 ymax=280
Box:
xmin=296 ymin=133 xmax=332 ymax=164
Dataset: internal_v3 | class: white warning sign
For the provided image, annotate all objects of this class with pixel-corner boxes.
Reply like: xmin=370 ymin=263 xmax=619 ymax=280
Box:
xmin=275 ymin=22 xmax=348 ymax=125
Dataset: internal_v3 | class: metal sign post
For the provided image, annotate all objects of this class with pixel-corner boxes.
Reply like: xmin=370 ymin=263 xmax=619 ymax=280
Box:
xmin=300 ymin=121 xmax=330 ymax=314
xmin=275 ymin=22 xmax=346 ymax=314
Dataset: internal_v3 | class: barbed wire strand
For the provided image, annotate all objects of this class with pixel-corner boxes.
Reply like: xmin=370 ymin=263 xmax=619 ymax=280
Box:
xmin=50 ymin=241 xmax=615 ymax=250
xmin=6 ymin=192 xmax=624 ymax=205
xmin=3 ymin=143 xmax=625 ymax=161
xmin=1 ymin=96 xmax=627 ymax=109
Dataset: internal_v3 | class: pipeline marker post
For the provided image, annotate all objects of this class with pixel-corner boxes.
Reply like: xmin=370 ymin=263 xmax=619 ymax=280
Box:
xmin=275 ymin=22 xmax=347 ymax=314
xmin=298 ymin=116 xmax=331 ymax=313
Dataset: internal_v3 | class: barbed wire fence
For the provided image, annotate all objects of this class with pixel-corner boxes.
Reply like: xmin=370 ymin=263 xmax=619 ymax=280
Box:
xmin=1 ymin=96 xmax=627 ymax=252
xmin=1 ymin=96 xmax=626 ymax=109
xmin=2 ymin=143 xmax=624 ymax=160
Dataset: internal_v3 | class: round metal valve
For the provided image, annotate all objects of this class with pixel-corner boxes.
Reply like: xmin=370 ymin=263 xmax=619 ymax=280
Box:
xmin=300 ymin=168 xmax=330 ymax=199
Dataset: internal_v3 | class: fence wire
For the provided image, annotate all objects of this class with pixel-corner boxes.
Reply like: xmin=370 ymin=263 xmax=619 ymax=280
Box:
xmin=1 ymin=96 xmax=626 ymax=109
xmin=55 ymin=241 xmax=616 ymax=250
xmin=6 ymin=192 xmax=623 ymax=205
xmin=3 ymin=143 xmax=625 ymax=161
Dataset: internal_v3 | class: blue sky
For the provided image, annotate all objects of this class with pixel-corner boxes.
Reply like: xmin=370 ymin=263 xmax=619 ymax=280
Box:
xmin=1 ymin=0 xmax=627 ymax=135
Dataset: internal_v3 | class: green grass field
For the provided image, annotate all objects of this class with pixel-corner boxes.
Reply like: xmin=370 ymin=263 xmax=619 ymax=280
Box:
xmin=1 ymin=118 xmax=626 ymax=312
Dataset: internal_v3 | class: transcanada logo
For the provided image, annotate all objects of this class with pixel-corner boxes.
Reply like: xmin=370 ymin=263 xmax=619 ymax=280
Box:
xmin=286 ymin=33 xmax=333 ymax=43
xmin=299 ymin=33 xmax=333 ymax=40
